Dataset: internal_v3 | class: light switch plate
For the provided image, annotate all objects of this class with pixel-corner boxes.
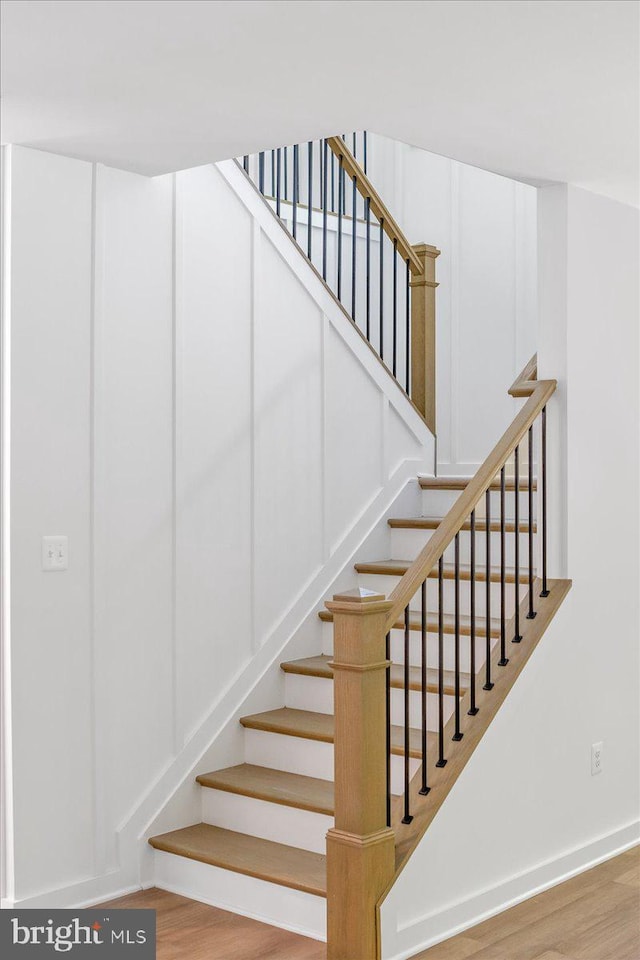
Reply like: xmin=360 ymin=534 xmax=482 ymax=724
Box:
xmin=42 ymin=536 xmax=68 ymax=571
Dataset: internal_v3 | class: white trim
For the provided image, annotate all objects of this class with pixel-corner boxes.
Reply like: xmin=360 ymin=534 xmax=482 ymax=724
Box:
xmin=1 ymin=870 xmax=141 ymax=910
xmin=383 ymin=820 xmax=640 ymax=960
xmin=0 ymin=144 xmax=15 ymax=905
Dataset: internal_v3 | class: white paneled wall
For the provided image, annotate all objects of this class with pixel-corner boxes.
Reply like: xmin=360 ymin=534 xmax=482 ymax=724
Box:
xmin=7 ymin=147 xmax=95 ymax=901
xmin=93 ymin=166 xmax=175 ymax=872
xmin=368 ymin=135 xmax=538 ymax=474
xmin=3 ymin=146 xmax=433 ymax=906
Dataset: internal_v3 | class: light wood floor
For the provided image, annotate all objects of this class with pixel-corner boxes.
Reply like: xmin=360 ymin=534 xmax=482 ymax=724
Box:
xmin=99 ymin=886 xmax=325 ymax=960
xmin=414 ymin=845 xmax=639 ymax=960
xmin=101 ymin=846 xmax=639 ymax=960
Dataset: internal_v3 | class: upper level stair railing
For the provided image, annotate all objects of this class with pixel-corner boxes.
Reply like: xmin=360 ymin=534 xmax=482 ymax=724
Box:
xmin=240 ymin=134 xmax=439 ymax=433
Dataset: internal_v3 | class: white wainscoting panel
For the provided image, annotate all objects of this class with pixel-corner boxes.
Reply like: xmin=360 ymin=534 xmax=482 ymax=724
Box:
xmin=3 ymin=147 xmax=434 ymax=907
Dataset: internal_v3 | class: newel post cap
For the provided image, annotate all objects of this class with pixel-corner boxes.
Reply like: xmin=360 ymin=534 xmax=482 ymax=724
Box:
xmin=325 ymin=587 xmax=393 ymax=616
xmin=412 ymin=242 xmax=441 ymax=259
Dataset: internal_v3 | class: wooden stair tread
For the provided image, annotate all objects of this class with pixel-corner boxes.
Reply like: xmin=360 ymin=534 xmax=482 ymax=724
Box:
xmin=281 ymin=654 xmax=470 ymax=697
xmin=240 ymin=707 xmax=434 ymax=759
xmin=419 ymin=475 xmax=537 ymax=491
xmin=388 ymin=516 xmax=536 ymax=533
xmin=148 ymin=823 xmax=326 ymax=897
xmin=355 ymin=559 xmax=531 ymax=582
xmin=320 ymin=607 xmax=501 ymax=638
xmin=196 ymin=764 xmax=334 ymax=816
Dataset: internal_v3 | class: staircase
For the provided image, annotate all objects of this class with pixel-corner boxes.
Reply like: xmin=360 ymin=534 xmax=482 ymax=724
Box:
xmin=147 ymin=136 xmax=570 ymax=959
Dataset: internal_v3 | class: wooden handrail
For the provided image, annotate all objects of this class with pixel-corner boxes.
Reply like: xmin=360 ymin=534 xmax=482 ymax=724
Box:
xmin=326 ymin=136 xmax=423 ymax=275
xmin=508 ymin=353 xmax=537 ymax=396
xmin=384 ymin=355 xmax=553 ymax=632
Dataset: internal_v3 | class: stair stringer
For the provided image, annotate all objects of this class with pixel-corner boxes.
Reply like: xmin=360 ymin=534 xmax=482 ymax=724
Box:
xmin=109 ymin=158 xmax=435 ymax=917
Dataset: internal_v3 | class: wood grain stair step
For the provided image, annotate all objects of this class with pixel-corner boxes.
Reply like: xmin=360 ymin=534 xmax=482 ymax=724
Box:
xmin=354 ymin=559 xmax=530 ymax=583
xmin=419 ymin=475 xmax=536 ymax=491
xmin=240 ymin=707 xmax=434 ymax=759
xmin=320 ymin=607 xmax=501 ymax=638
xmin=281 ymin=654 xmax=469 ymax=697
xmin=388 ymin=516 xmax=535 ymax=533
xmin=148 ymin=823 xmax=326 ymax=897
xmin=196 ymin=764 xmax=334 ymax=816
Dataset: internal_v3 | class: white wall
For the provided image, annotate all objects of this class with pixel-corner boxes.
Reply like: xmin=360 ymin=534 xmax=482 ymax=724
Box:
xmin=1 ymin=146 xmax=433 ymax=906
xmin=379 ymin=185 xmax=639 ymax=959
xmin=368 ymin=135 xmax=538 ymax=475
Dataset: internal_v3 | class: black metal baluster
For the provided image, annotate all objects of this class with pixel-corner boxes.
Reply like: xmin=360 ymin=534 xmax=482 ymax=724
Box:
xmin=513 ymin=446 xmax=522 ymax=641
xmin=351 ymin=175 xmax=357 ymax=320
xmin=453 ymin=533 xmax=463 ymax=740
xmin=402 ymin=605 xmax=413 ymax=823
xmin=307 ymin=142 xmax=313 ymax=260
xmin=271 ymin=149 xmax=276 ymax=196
xmin=276 ymin=148 xmax=282 ymax=217
xmin=540 ymin=406 xmax=549 ymax=597
xmin=243 ymin=154 xmax=249 ymax=173
xmin=392 ymin=240 xmax=398 ymax=376
xmin=484 ymin=489 xmax=494 ymax=690
xmin=405 ymin=259 xmax=411 ymax=393
xmin=498 ymin=466 xmax=509 ymax=666
xmin=284 ymin=146 xmax=288 ymax=201
xmin=353 ymin=131 xmax=357 ymax=158
xmin=379 ymin=221 xmax=385 ymax=360
xmin=363 ymin=130 xmax=368 ymax=175
xmin=331 ymin=151 xmax=335 ymax=213
xmin=385 ymin=631 xmax=391 ymax=828
xmin=365 ymin=198 xmax=371 ymax=341
xmin=258 ymin=151 xmax=265 ymax=195
xmin=527 ymin=425 xmax=537 ymax=618
xmin=419 ymin=579 xmax=430 ymax=795
xmin=468 ymin=509 xmax=479 ymax=715
xmin=511 ymin=444 xmax=522 ymax=643
xmin=322 ymin=140 xmax=328 ymax=280
xmin=318 ymin=139 xmax=323 ymax=210
xmin=292 ymin=145 xmax=299 ymax=241
xmin=337 ymin=154 xmax=344 ymax=300
xmin=436 ymin=557 xmax=447 ymax=766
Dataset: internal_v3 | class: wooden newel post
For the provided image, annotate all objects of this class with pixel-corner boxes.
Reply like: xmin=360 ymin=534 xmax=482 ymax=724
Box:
xmin=325 ymin=588 xmax=395 ymax=960
xmin=410 ymin=243 xmax=440 ymax=435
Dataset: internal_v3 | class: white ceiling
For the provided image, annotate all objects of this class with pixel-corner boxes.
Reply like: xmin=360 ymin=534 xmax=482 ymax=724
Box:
xmin=2 ymin=0 xmax=638 ymax=205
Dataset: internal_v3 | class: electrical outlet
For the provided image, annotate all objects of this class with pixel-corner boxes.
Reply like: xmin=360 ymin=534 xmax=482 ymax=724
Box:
xmin=591 ymin=741 xmax=603 ymax=776
xmin=42 ymin=535 xmax=68 ymax=571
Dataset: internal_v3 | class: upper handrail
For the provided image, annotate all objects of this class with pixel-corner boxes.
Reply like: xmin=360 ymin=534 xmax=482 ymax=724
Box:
xmin=326 ymin=136 xmax=424 ymax=276
xmin=384 ymin=354 xmax=553 ymax=631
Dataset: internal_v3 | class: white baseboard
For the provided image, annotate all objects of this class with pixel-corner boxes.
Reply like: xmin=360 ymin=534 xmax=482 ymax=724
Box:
xmin=383 ymin=819 xmax=640 ymax=960
xmin=1 ymin=870 xmax=142 ymax=910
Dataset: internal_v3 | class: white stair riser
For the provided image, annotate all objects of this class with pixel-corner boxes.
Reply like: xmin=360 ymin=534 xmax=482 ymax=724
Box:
xmin=390 ymin=686 xmax=456 ymax=730
xmin=201 ymin=788 xmax=333 ymax=855
xmin=421 ymin=488 xmax=534 ymax=519
xmin=357 ymin=573 xmax=528 ymax=618
xmin=244 ymin=728 xmax=419 ymax=795
xmin=245 ymin=728 xmax=334 ymax=782
xmin=389 ymin=631 xmax=498 ymax=673
xmin=322 ymin=621 xmax=498 ymax=671
xmin=391 ymin=526 xmax=537 ymax=566
xmin=284 ymin=672 xmax=455 ymax=731
xmin=285 ymin=673 xmax=333 ymax=714
xmin=153 ymin=850 xmax=326 ymax=941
